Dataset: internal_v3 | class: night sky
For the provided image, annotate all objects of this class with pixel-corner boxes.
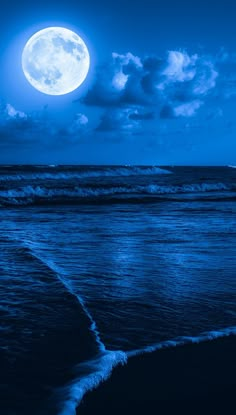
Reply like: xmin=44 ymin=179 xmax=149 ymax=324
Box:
xmin=0 ymin=0 xmax=236 ymax=164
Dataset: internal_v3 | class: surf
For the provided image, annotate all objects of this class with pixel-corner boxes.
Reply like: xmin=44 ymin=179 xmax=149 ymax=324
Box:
xmin=0 ymin=181 xmax=235 ymax=206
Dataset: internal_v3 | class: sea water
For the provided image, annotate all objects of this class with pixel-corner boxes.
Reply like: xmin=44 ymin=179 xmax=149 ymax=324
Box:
xmin=0 ymin=165 xmax=236 ymax=414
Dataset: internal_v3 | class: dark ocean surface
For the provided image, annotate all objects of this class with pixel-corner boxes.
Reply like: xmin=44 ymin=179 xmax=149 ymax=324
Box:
xmin=0 ymin=165 xmax=236 ymax=414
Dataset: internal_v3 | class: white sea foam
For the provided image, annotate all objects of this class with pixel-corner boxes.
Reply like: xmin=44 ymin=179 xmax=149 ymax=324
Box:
xmin=0 ymin=181 xmax=234 ymax=206
xmin=56 ymin=325 xmax=236 ymax=415
xmin=127 ymin=326 xmax=236 ymax=358
xmin=57 ymin=350 xmax=127 ymax=415
xmin=0 ymin=166 xmax=171 ymax=182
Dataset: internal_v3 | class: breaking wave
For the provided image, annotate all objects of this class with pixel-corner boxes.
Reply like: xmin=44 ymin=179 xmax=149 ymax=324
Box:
xmin=0 ymin=182 xmax=235 ymax=206
xmin=0 ymin=166 xmax=171 ymax=182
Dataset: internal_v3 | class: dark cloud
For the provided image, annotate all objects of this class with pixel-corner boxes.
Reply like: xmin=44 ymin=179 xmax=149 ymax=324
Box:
xmin=78 ymin=49 xmax=221 ymax=135
xmin=81 ymin=50 xmax=218 ymax=122
xmin=96 ymin=108 xmax=141 ymax=132
xmin=128 ymin=111 xmax=155 ymax=120
xmin=0 ymin=103 xmax=89 ymax=148
xmin=160 ymin=105 xmax=175 ymax=119
xmin=82 ymin=52 xmax=146 ymax=107
xmin=95 ymin=107 xmax=156 ymax=135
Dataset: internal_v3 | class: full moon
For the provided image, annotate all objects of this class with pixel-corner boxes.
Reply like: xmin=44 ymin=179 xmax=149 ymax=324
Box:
xmin=22 ymin=27 xmax=90 ymax=95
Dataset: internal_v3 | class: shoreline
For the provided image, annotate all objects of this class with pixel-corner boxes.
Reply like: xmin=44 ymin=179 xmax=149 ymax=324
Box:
xmin=77 ymin=335 xmax=236 ymax=414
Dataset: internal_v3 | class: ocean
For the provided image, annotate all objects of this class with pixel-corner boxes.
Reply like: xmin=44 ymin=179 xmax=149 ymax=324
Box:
xmin=0 ymin=165 xmax=236 ymax=414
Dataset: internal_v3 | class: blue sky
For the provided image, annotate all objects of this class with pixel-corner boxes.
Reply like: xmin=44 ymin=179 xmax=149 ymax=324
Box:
xmin=0 ymin=0 xmax=236 ymax=164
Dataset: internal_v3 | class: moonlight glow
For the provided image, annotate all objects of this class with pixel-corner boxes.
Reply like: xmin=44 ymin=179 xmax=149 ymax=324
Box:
xmin=22 ymin=27 xmax=90 ymax=95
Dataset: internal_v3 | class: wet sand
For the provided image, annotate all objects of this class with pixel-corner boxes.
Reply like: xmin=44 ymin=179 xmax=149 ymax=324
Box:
xmin=78 ymin=335 xmax=236 ymax=414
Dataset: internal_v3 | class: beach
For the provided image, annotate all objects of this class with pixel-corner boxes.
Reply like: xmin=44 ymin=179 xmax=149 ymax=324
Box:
xmin=78 ymin=335 xmax=236 ymax=414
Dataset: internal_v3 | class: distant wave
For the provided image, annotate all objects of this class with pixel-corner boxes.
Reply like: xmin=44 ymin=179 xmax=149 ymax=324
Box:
xmin=0 ymin=181 xmax=235 ymax=206
xmin=0 ymin=166 xmax=171 ymax=182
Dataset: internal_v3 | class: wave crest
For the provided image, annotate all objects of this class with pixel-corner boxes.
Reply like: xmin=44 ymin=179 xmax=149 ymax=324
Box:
xmin=0 ymin=181 xmax=235 ymax=206
xmin=0 ymin=166 xmax=171 ymax=182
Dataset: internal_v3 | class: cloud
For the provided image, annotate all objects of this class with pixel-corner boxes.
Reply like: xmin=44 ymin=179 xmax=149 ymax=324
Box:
xmin=158 ymin=51 xmax=217 ymax=96
xmin=0 ymin=103 xmax=36 ymax=144
xmin=82 ymin=52 xmax=146 ymax=107
xmin=96 ymin=108 xmax=141 ymax=132
xmin=95 ymin=108 xmax=156 ymax=135
xmin=5 ymin=104 xmax=27 ymax=119
xmin=0 ymin=103 xmax=89 ymax=147
xmin=81 ymin=50 xmax=219 ymax=130
xmin=83 ymin=51 xmax=218 ymax=108
xmin=160 ymin=105 xmax=175 ymax=119
xmin=0 ymin=102 xmax=27 ymax=121
xmin=156 ymin=51 xmax=218 ymax=118
xmin=173 ymin=100 xmax=203 ymax=118
xmin=128 ymin=110 xmax=155 ymax=120
xmin=65 ymin=113 xmax=89 ymax=140
xmin=160 ymin=100 xmax=203 ymax=119
xmin=162 ymin=51 xmax=198 ymax=83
